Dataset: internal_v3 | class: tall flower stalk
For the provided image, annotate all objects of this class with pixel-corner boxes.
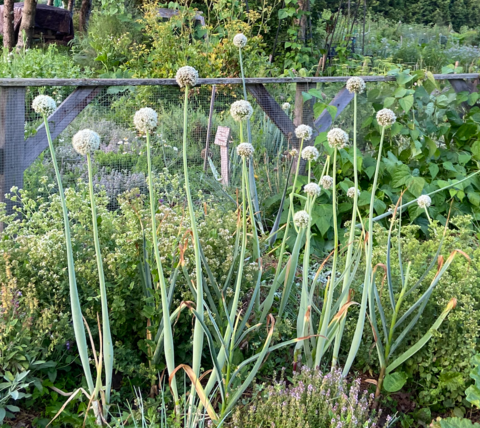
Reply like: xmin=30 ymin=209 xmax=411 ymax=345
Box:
xmin=332 ymin=77 xmax=365 ymax=366
xmin=72 ymin=129 xmax=114 ymax=408
xmin=315 ymin=128 xmax=349 ymax=366
xmin=134 ymin=107 xmax=180 ymax=405
xmin=32 ymin=96 xmax=95 ymax=395
xmin=343 ymin=108 xmax=397 ymax=376
xmin=234 ymin=32 xmax=263 ymax=234
xmin=176 ymin=66 xmax=205 ymax=418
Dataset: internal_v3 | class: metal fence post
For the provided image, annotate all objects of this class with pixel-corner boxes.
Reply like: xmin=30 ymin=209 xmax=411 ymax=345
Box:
xmin=0 ymin=86 xmax=26 ymax=216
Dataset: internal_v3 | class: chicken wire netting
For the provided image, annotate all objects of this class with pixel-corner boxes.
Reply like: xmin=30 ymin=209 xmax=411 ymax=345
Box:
xmin=18 ymin=83 xmax=299 ymax=207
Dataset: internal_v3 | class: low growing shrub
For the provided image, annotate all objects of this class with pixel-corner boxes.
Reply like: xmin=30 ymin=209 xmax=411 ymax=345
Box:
xmin=232 ymin=367 xmax=387 ymax=428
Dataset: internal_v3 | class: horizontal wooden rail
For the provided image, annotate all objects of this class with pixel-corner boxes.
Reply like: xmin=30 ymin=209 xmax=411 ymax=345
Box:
xmin=0 ymin=73 xmax=478 ymax=86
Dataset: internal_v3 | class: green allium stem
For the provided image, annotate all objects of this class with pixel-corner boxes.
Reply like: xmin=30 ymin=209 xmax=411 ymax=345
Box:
xmin=86 ymin=153 xmax=113 ymax=406
xmin=315 ymin=148 xmax=339 ymax=366
xmin=43 ymin=115 xmax=94 ymax=395
xmin=343 ymin=126 xmax=386 ymax=376
xmin=332 ymin=92 xmax=359 ymax=366
xmin=145 ymin=130 xmax=179 ymax=405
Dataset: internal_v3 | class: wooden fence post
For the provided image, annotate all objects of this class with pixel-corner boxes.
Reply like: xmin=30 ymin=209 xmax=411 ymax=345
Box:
xmin=0 ymin=86 xmax=25 ymax=216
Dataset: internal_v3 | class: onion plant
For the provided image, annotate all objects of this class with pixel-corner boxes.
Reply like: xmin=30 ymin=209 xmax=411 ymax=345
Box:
xmin=133 ymin=107 xmax=180 ymax=408
xmin=31 ymin=96 xmax=94 ymax=396
xmin=368 ymin=200 xmax=467 ymax=398
xmin=72 ymin=129 xmax=114 ymax=411
xmin=342 ymin=107 xmax=398 ymax=376
xmin=32 ymin=96 xmax=112 ymax=423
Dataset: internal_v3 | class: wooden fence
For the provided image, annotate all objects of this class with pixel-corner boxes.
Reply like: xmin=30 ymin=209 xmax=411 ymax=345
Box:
xmin=0 ymin=74 xmax=478 ymax=214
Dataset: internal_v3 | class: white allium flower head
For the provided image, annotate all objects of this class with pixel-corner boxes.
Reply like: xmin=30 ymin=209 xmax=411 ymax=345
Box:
xmin=301 ymin=146 xmax=319 ymax=161
xmin=134 ymin=107 xmax=158 ymax=133
xmin=230 ymin=100 xmax=253 ymax=122
xmin=376 ymin=108 xmax=397 ymax=127
xmin=347 ymin=187 xmax=360 ymax=198
xmin=346 ymin=76 xmax=366 ymax=94
xmin=293 ymin=210 xmax=310 ymax=228
xmin=237 ymin=142 xmax=254 ymax=157
xmin=175 ymin=66 xmax=199 ymax=88
xmin=304 ymin=182 xmax=321 ymax=197
xmin=72 ymin=129 xmax=100 ymax=156
xmin=295 ymin=124 xmax=313 ymax=140
xmin=233 ymin=33 xmax=248 ymax=48
xmin=282 ymin=102 xmax=291 ymax=111
xmin=417 ymin=194 xmax=431 ymax=208
xmin=327 ymin=128 xmax=349 ymax=149
xmin=32 ymin=95 xmax=56 ymax=116
xmin=320 ymin=175 xmax=334 ymax=190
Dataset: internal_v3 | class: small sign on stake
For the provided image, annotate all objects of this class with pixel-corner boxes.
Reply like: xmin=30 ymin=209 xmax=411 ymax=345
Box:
xmin=213 ymin=126 xmax=231 ymax=186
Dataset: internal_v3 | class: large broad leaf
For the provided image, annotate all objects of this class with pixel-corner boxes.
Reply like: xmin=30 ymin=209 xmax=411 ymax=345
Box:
xmin=399 ymin=95 xmax=414 ymax=113
xmin=471 ymin=141 xmax=480 ymax=160
xmin=392 ymin=164 xmax=411 ymax=188
xmin=383 ymin=372 xmax=407 ymax=392
xmin=312 ymin=204 xmax=333 ymax=235
xmin=436 ymin=418 xmax=480 ymax=428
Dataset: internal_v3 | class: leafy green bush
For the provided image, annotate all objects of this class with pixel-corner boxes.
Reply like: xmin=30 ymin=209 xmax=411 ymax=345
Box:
xmin=0 ymin=177 xmax=246 ymax=380
xmin=341 ymin=216 xmax=480 ymax=410
xmin=431 ymin=417 xmax=480 ymax=428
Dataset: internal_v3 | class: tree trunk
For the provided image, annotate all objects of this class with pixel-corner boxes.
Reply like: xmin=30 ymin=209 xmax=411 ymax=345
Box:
xmin=78 ymin=0 xmax=92 ymax=33
xmin=16 ymin=0 xmax=37 ymax=50
xmin=67 ymin=0 xmax=75 ymax=17
xmin=295 ymin=0 xmax=309 ymax=44
xmin=46 ymin=0 xmax=53 ymax=5
xmin=3 ymin=0 xmax=15 ymax=50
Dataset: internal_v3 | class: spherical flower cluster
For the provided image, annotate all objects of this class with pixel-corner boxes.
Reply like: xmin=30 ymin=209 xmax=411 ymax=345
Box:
xmin=233 ymin=33 xmax=247 ymax=48
xmin=133 ymin=107 xmax=158 ymax=133
xmin=346 ymin=76 xmax=366 ymax=94
xmin=236 ymin=142 xmax=254 ymax=158
xmin=304 ymin=182 xmax=321 ymax=197
xmin=417 ymin=194 xmax=431 ymax=208
xmin=327 ymin=128 xmax=349 ymax=149
xmin=347 ymin=187 xmax=360 ymax=198
xmin=376 ymin=108 xmax=396 ymax=127
xmin=295 ymin=124 xmax=313 ymax=141
xmin=230 ymin=100 xmax=253 ymax=122
xmin=282 ymin=102 xmax=291 ymax=111
xmin=293 ymin=210 xmax=310 ymax=228
xmin=175 ymin=66 xmax=199 ymax=88
xmin=72 ymin=129 xmax=100 ymax=156
xmin=320 ymin=175 xmax=334 ymax=190
xmin=289 ymin=148 xmax=298 ymax=157
xmin=32 ymin=95 xmax=57 ymax=116
xmin=301 ymin=146 xmax=319 ymax=161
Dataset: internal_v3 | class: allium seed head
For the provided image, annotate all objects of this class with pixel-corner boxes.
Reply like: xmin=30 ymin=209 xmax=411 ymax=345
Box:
xmin=301 ymin=146 xmax=319 ymax=161
xmin=289 ymin=148 xmax=298 ymax=157
xmin=295 ymin=124 xmax=313 ymax=140
xmin=320 ymin=175 xmax=334 ymax=190
xmin=327 ymin=128 xmax=349 ymax=149
xmin=72 ymin=129 xmax=100 ymax=156
xmin=347 ymin=187 xmax=360 ymax=198
xmin=294 ymin=210 xmax=310 ymax=228
xmin=376 ymin=108 xmax=396 ymax=127
xmin=32 ymin=95 xmax=56 ymax=116
xmin=230 ymin=100 xmax=253 ymax=122
xmin=134 ymin=107 xmax=158 ymax=133
xmin=417 ymin=194 xmax=431 ymax=208
xmin=304 ymin=183 xmax=321 ymax=197
xmin=175 ymin=66 xmax=199 ymax=88
xmin=236 ymin=142 xmax=254 ymax=157
xmin=346 ymin=76 xmax=366 ymax=94
xmin=233 ymin=33 xmax=247 ymax=48
xmin=282 ymin=102 xmax=291 ymax=111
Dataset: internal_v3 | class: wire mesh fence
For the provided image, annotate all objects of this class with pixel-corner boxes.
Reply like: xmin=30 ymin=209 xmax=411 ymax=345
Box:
xmin=16 ymin=82 xmax=300 ymax=207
